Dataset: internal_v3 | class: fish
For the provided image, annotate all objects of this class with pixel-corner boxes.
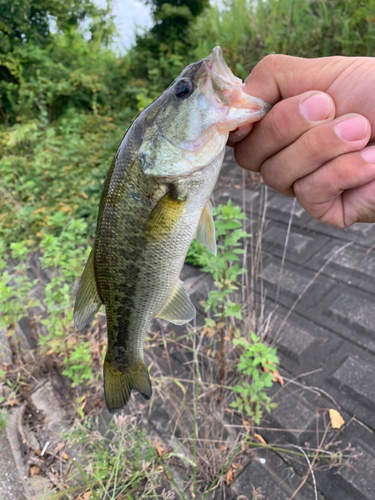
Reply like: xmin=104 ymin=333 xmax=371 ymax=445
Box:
xmin=73 ymin=46 xmax=271 ymax=413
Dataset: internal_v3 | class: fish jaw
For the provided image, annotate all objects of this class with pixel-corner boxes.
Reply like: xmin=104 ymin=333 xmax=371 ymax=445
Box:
xmin=202 ymin=46 xmax=272 ymax=133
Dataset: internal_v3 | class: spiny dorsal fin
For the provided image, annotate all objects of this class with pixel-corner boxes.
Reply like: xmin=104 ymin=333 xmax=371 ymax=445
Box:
xmin=104 ymin=358 xmax=152 ymax=413
xmin=156 ymin=280 xmax=196 ymax=325
xmin=196 ymin=201 xmax=216 ymax=256
xmin=74 ymin=250 xmax=102 ymax=332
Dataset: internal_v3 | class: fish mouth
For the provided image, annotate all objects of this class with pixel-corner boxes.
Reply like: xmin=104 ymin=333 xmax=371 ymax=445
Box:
xmin=205 ymin=47 xmax=243 ymax=88
xmin=204 ymin=46 xmax=271 ymax=118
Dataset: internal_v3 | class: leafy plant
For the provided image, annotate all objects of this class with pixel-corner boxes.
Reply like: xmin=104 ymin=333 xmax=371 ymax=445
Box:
xmin=230 ymin=333 xmax=279 ymax=425
xmin=62 ymin=342 xmax=93 ymax=388
xmin=187 ymin=199 xmax=250 ymax=383
xmin=58 ymin=414 xmax=163 ymax=500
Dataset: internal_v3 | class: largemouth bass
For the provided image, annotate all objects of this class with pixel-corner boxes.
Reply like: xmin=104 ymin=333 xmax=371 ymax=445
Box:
xmin=74 ymin=47 xmax=270 ymax=413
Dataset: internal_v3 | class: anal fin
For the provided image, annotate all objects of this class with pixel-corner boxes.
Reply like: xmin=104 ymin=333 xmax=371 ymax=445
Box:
xmin=157 ymin=280 xmax=196 ymax=325
xmin=196 ymin=201 xmax=216 ymax=256
xmin=74 ymin=249 xmax=102 ymax=332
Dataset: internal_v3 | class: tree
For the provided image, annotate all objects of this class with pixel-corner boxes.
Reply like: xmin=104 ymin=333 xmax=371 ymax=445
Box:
xmin=145 ymin=0 xmax=209 ymax=42
xmin=0 ymin=0 xmax=115 ymax=124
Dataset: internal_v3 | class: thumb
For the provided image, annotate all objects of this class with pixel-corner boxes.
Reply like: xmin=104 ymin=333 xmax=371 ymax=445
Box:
xmin=243 ymin=54 xmax=349 ymax=104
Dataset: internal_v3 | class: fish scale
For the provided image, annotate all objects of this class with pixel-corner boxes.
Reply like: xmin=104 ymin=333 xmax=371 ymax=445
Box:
xmin=73 ymin=46 xmax=271 ymax=412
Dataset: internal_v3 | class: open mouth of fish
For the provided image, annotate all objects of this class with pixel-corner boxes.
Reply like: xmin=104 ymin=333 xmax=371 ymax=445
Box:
xmin=204 ymin=46 xmax=271 ymax=122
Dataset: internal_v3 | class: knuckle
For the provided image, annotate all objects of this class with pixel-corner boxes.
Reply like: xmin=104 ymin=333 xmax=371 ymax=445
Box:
xmin=258 ymin=54 xmax=286 ymax=73
xmin=261 ymin=161 xmax=280 ymax=191
xmin=293 ymin=176 xmax=310 ymax=200
xmin=265 ymin=104 xmax=292 ymax=144
xmin=234 ymin=143 xmax=258 ymax=171
xmin=301 ymin=127 xmax=327 ymax=158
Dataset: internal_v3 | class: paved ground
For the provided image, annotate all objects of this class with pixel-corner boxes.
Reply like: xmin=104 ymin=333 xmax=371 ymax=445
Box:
xmin=211 ymin=150 xmax=375 ymax=499
xmin=2 ymin=148 xmax=375 ymax=499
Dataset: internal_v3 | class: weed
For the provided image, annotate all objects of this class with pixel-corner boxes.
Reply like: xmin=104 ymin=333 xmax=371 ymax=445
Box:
xmin=230 ymin=333 xmax=278 ymax=425
xmin=62 ymin=342 xmax=93 ymax=388
xmin=187 ymin=199 xmax=251 ymax=385
xmin=56 ymin=414 xmax=162 ymax=500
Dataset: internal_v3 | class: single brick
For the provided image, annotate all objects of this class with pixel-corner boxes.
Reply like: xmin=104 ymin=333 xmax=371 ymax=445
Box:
xmin=275 ymin=322 xmax=316 ymax=360
xmin=331 ymin=356 xmax=375 ymax=409
xmin=271 ymin=392 xmax=317 ymax=442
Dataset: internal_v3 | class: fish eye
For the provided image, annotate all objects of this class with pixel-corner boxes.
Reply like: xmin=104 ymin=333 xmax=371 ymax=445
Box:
xmin=174 ymin=79 xmax=194 ymax=99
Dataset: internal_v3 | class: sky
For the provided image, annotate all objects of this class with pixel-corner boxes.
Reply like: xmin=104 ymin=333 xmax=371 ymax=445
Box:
xmin=95 ymin=0 xmax=154 ymax=50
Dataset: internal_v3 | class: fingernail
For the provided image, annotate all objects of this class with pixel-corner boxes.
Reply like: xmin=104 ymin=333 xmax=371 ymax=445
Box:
xmin=301 ymin=93 xmax=333 ymax=121
xmin=361 ymin=146 xmax=375 ymax=164
xmin=335 ymin=116 xmax=368 ymax=141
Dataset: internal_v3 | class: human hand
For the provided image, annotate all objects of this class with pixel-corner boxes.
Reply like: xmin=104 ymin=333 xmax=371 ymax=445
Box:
xmin=230 ymin=55 xmax=375 ymax=227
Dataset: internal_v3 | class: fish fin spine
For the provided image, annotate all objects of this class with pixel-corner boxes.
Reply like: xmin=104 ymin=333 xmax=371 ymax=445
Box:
xmin=74 ymin=249 xmax=102 ymax=332
xmin=104 ymin=357 xmax=152 ymax=413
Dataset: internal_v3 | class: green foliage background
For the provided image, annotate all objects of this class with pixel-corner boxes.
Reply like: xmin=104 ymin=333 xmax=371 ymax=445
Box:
xmin=0 ymin=0 xmax=374 ymax=249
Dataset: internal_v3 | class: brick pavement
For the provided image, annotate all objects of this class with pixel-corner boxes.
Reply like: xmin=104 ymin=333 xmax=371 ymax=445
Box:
xmin=211 ymin=149 xmax=375 ymax=499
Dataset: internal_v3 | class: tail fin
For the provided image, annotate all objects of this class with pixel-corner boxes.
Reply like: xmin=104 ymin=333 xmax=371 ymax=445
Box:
xmin=103 ymin=357 xmax=152 ymax=413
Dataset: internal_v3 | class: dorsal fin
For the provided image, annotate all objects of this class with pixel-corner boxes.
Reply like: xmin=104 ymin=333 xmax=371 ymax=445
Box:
xmin=74 ymin=250 xmax=102 ymax=332
xmin=156 ymin=280 xmax=196 ymax=325
xmin=196 ymin=201 xmax=216 ymax=256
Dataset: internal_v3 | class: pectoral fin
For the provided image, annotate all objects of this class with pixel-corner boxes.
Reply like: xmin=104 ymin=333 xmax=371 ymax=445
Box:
xmin=74 ymin=250 xmax=102 ymax=332
xmin=157 ymin=280 xmax=196 ymax=325
xmin=196 ymin=201 xmax=216 ymax=256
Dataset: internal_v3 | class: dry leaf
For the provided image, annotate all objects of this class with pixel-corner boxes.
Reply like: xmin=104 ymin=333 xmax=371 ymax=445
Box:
xmin=7 ymin=398 xmax=19 ymax=407
xmin=226 ymin=467 xmax=235 ymax=485
xmin=62 ymin=452 xmax=69 ymax=461
xmin=264 ymin=365 xmax=284 ymax=386
xmin=53 ymin=443 xmax=65 ymax=455
xmin=83 ymin=491 xmax=91 ymax=500
xmin=29 ymin=465 xmax=41 ymax=476
xmin=329 ymin=409 xmax=345 ymax=429
xmin=254 ymin=433 xmax=267 ymax=444
xmin=226 ymin=463 xmax=241 ymax=485
xmin=220 ymin=445 xmax=226 ymax=453
xmin=155 ymin=437 xmax=165 ymax=457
